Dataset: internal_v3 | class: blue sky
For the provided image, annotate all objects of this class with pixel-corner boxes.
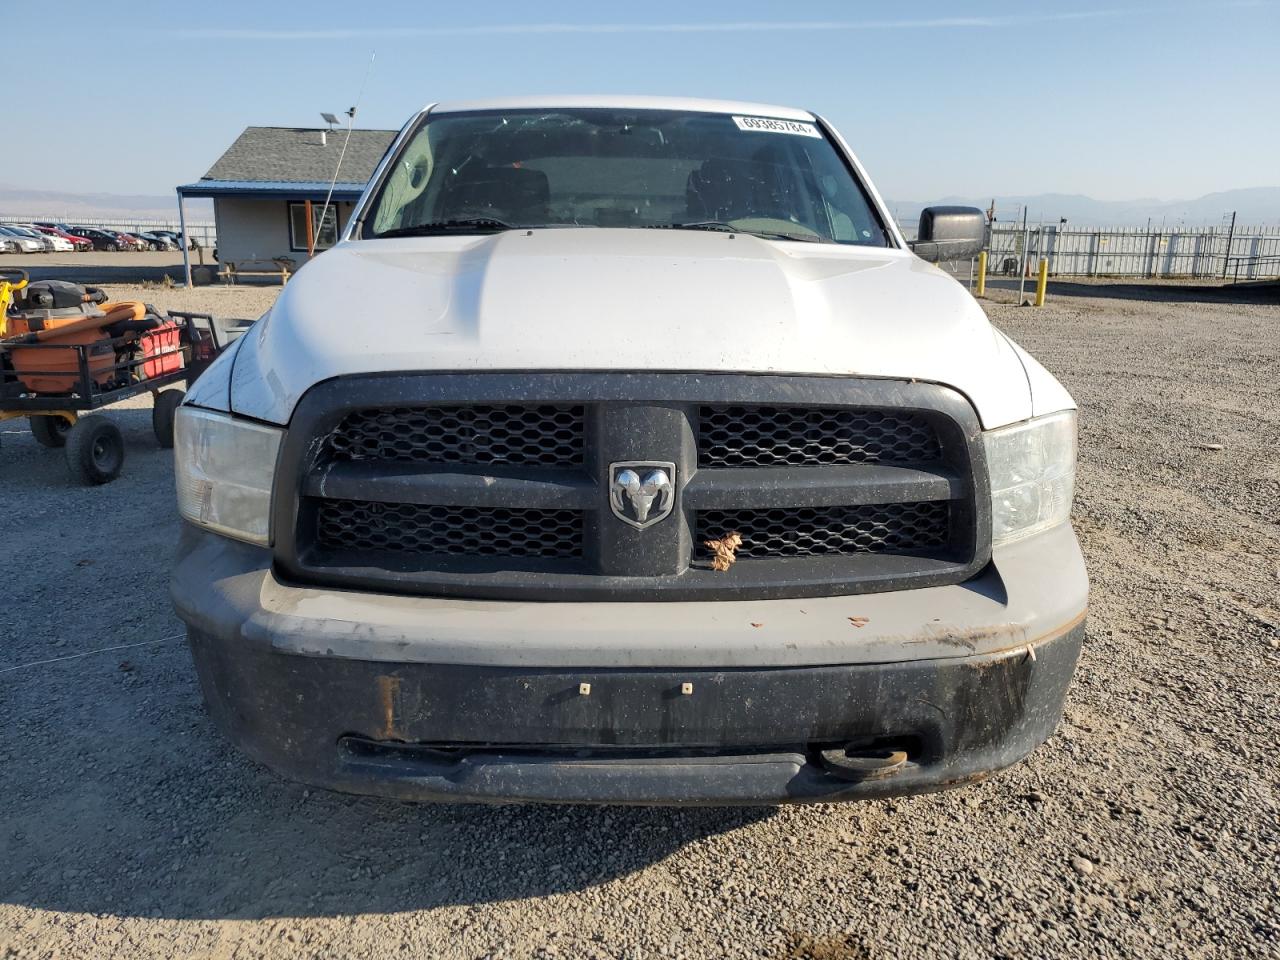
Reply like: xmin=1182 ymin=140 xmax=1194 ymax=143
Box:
xmin=6 ymin=0 xmax=1277 ymax=202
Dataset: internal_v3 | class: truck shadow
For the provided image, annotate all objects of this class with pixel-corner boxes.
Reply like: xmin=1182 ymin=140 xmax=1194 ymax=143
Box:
xmin=0 ymin=408 xmax=778 ymax=919
xmin=2 ymin=697 xmax=777 ymax=919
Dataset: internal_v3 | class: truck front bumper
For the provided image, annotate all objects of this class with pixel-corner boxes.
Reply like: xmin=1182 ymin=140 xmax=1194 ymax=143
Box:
xmin=173 ymin=523 xmax=1087 ymax=805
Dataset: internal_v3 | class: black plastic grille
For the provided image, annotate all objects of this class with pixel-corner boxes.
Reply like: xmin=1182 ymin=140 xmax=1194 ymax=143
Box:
xmin=698 ymin=405 xmax=940 ymax=467
xmin=696 ymin=503 xmax=949 ymax=559
xmin=316 ymin=500 xmax=584 ymax=559
xmin=327 ymin=405 xmax=585 ymax=466
xmin=283 ymin=375 xmax=984 ymax=601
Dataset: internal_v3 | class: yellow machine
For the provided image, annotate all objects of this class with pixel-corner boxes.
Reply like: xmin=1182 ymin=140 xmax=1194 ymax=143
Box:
xmin=0 ymin=269 xmax=29 ymax=337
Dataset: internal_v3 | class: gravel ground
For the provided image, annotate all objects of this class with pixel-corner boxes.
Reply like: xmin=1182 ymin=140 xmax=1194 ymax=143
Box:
xmin=1 ymin=281 xmax=1277 ymax=959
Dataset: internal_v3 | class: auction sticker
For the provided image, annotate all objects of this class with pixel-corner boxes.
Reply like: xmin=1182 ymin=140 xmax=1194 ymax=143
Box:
xmin=732 ymin=115 xmax=821 ymax=138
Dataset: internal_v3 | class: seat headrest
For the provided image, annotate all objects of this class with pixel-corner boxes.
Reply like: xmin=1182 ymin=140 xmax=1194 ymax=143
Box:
xmin=686 ymin=153 xmax=798 ymax=224
xmin=686 ymin=158 xmax=768 ymax=221
xmin=438 ymin=164 xmax=550 ymax=224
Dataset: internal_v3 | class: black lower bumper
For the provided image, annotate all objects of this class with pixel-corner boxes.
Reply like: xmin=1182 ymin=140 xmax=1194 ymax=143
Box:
xmin=186 ymin=615 xmax=1084 ymax=805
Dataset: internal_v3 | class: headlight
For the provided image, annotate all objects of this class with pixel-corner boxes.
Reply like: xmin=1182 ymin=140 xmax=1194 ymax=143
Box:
xmin=983 ymin=410 xmax=1077 ymax=545
xmin=175 ymin=406 xmax=283 ymax=546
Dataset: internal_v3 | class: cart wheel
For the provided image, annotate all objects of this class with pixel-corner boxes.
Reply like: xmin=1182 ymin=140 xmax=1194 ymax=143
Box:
xmin=65 ymin=419 xmax=125 ymax=485
xmin=152 ymin=389 xmax=185 ymax=448
xmin=30 ymin=415 xmax=73 ymax=448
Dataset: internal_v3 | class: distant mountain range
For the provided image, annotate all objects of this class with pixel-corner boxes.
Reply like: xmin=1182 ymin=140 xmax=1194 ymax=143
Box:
xmin=887 ymin=187 xmax=1280 ymax=229
xmin=0 ymin=184 xmax=212 ymax=221
xmin=3 ymin=182 xmax=1278 ymax=230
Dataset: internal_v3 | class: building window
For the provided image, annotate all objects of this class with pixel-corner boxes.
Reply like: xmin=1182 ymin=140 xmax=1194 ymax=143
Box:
xmin=289 ymin=202 xmax=338 ymax=252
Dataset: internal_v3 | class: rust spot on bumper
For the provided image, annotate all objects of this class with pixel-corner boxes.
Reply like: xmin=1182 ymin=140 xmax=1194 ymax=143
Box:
xmin=377 ymin=674 xmax=401 ymax=739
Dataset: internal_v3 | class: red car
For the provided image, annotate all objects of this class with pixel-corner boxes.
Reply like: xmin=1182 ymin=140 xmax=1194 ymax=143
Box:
xmin=117 ymin=232 xmax=149 ymax=252
xmin=32 ymin=225 xmax=92 ymax=251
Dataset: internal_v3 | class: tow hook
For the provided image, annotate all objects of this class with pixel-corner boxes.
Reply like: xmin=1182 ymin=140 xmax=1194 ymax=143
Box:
xmin=818 ymin=745 xmax=909 ymax=782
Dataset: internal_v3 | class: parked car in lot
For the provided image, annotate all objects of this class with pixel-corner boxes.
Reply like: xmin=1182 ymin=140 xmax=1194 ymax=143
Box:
xmin=0 ymin=236 xmax=17 ymax=254
xmin=30 ymin=225 xmax=92 ymax=251
xmin=0 ymin=226 xmax=50 ymax=253
xmin=136 ymin=231 xmax=176 ymax=251
xmin=14 ymin=224 xmax=74 ymax=252
xmin=35 ymin=232 xmax=74 ymax=253
xmin=65 ymin=227 xmax=124 ymax=251
xmin=14 ymin=226 xmax=58 ymax=252
xmin=172 ymin=95 xmax=1086 ymax=806
xmin=153 ymin=229 xmax=198 ymax=250
xmin=36 ymin=224 xmax=199 ymax=252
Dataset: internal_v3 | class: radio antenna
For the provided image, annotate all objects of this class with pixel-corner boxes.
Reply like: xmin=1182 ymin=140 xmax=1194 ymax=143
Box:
xmin=314 ymin=52 xmax=376 ymax=251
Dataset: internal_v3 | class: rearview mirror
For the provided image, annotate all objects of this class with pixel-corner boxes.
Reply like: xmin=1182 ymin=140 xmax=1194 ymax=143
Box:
xmin=910 ymin=206 xmax=986 ymax=262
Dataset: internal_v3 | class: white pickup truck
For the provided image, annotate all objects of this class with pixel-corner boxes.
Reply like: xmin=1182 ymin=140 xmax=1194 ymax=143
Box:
xmin=171 ymin=96 xmax=1086 ymax=804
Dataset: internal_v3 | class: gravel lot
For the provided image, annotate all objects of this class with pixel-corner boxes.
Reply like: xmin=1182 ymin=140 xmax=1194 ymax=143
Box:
xmin=1 ymin=281 xmax=1277 ymax=959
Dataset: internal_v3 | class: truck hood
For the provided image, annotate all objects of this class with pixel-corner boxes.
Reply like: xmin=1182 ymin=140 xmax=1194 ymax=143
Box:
xmin=230 ymin=228 xmax=1043 ymax=427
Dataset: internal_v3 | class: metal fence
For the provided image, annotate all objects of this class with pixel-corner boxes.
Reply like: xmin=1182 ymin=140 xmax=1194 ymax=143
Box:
xmin=984 ymin=224 xmax=1280 ymax=281
xmin=0 ymin=215 xmax=217 ymax=249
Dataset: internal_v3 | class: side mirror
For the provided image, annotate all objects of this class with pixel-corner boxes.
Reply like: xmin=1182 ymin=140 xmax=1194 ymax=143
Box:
xmin=910 ymin=206 xmax=986 ymax=262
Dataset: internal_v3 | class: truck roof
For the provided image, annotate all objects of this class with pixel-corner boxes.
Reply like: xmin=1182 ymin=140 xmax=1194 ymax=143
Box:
xmin=426 ymin=94 xmax=815 ymax=121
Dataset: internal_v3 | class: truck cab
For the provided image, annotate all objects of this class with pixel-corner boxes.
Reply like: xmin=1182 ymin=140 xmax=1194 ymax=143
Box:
xmin=171 ymin=96 xmax=1086 ymax=804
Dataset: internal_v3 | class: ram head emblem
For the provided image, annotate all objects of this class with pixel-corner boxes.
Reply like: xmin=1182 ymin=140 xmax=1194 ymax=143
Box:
xmin=609 ymin=462 xmax=676 ymax=529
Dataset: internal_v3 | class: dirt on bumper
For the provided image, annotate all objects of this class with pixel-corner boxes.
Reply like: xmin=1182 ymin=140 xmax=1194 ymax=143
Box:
xmin=185 ymin=614 xmax=1084 ymax=805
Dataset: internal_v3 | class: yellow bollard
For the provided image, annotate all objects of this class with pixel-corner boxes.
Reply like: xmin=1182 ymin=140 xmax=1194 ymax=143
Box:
xmin=1034 ymin=258 xmax=1048 ymax=306
xmin=975 ymin=251 xmax=987 ymax=297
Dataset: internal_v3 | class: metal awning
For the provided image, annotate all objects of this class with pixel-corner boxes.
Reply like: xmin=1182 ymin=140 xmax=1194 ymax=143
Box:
xmin=175 ymin=179 xmax=368 ymax=201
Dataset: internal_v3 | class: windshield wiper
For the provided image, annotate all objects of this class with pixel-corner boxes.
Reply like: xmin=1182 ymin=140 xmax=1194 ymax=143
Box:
xmin=754 ymin=230 xmax=825 ymax=243
xmin=647 ymin=221 xmax=738 ymax=233
xmin=649 ymin=221 xmax=826 ymax=243
xmin=374 ymin=217 xmax=518 ymax=238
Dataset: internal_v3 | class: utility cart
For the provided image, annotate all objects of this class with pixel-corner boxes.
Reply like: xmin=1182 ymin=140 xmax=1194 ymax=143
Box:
xmin=1 ymin=271 xmax=235 ymax=484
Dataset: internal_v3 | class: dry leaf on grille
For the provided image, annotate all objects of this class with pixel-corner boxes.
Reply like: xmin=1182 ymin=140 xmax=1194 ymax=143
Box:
xmin=704 ymin=531 xmax=744 ymax=572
